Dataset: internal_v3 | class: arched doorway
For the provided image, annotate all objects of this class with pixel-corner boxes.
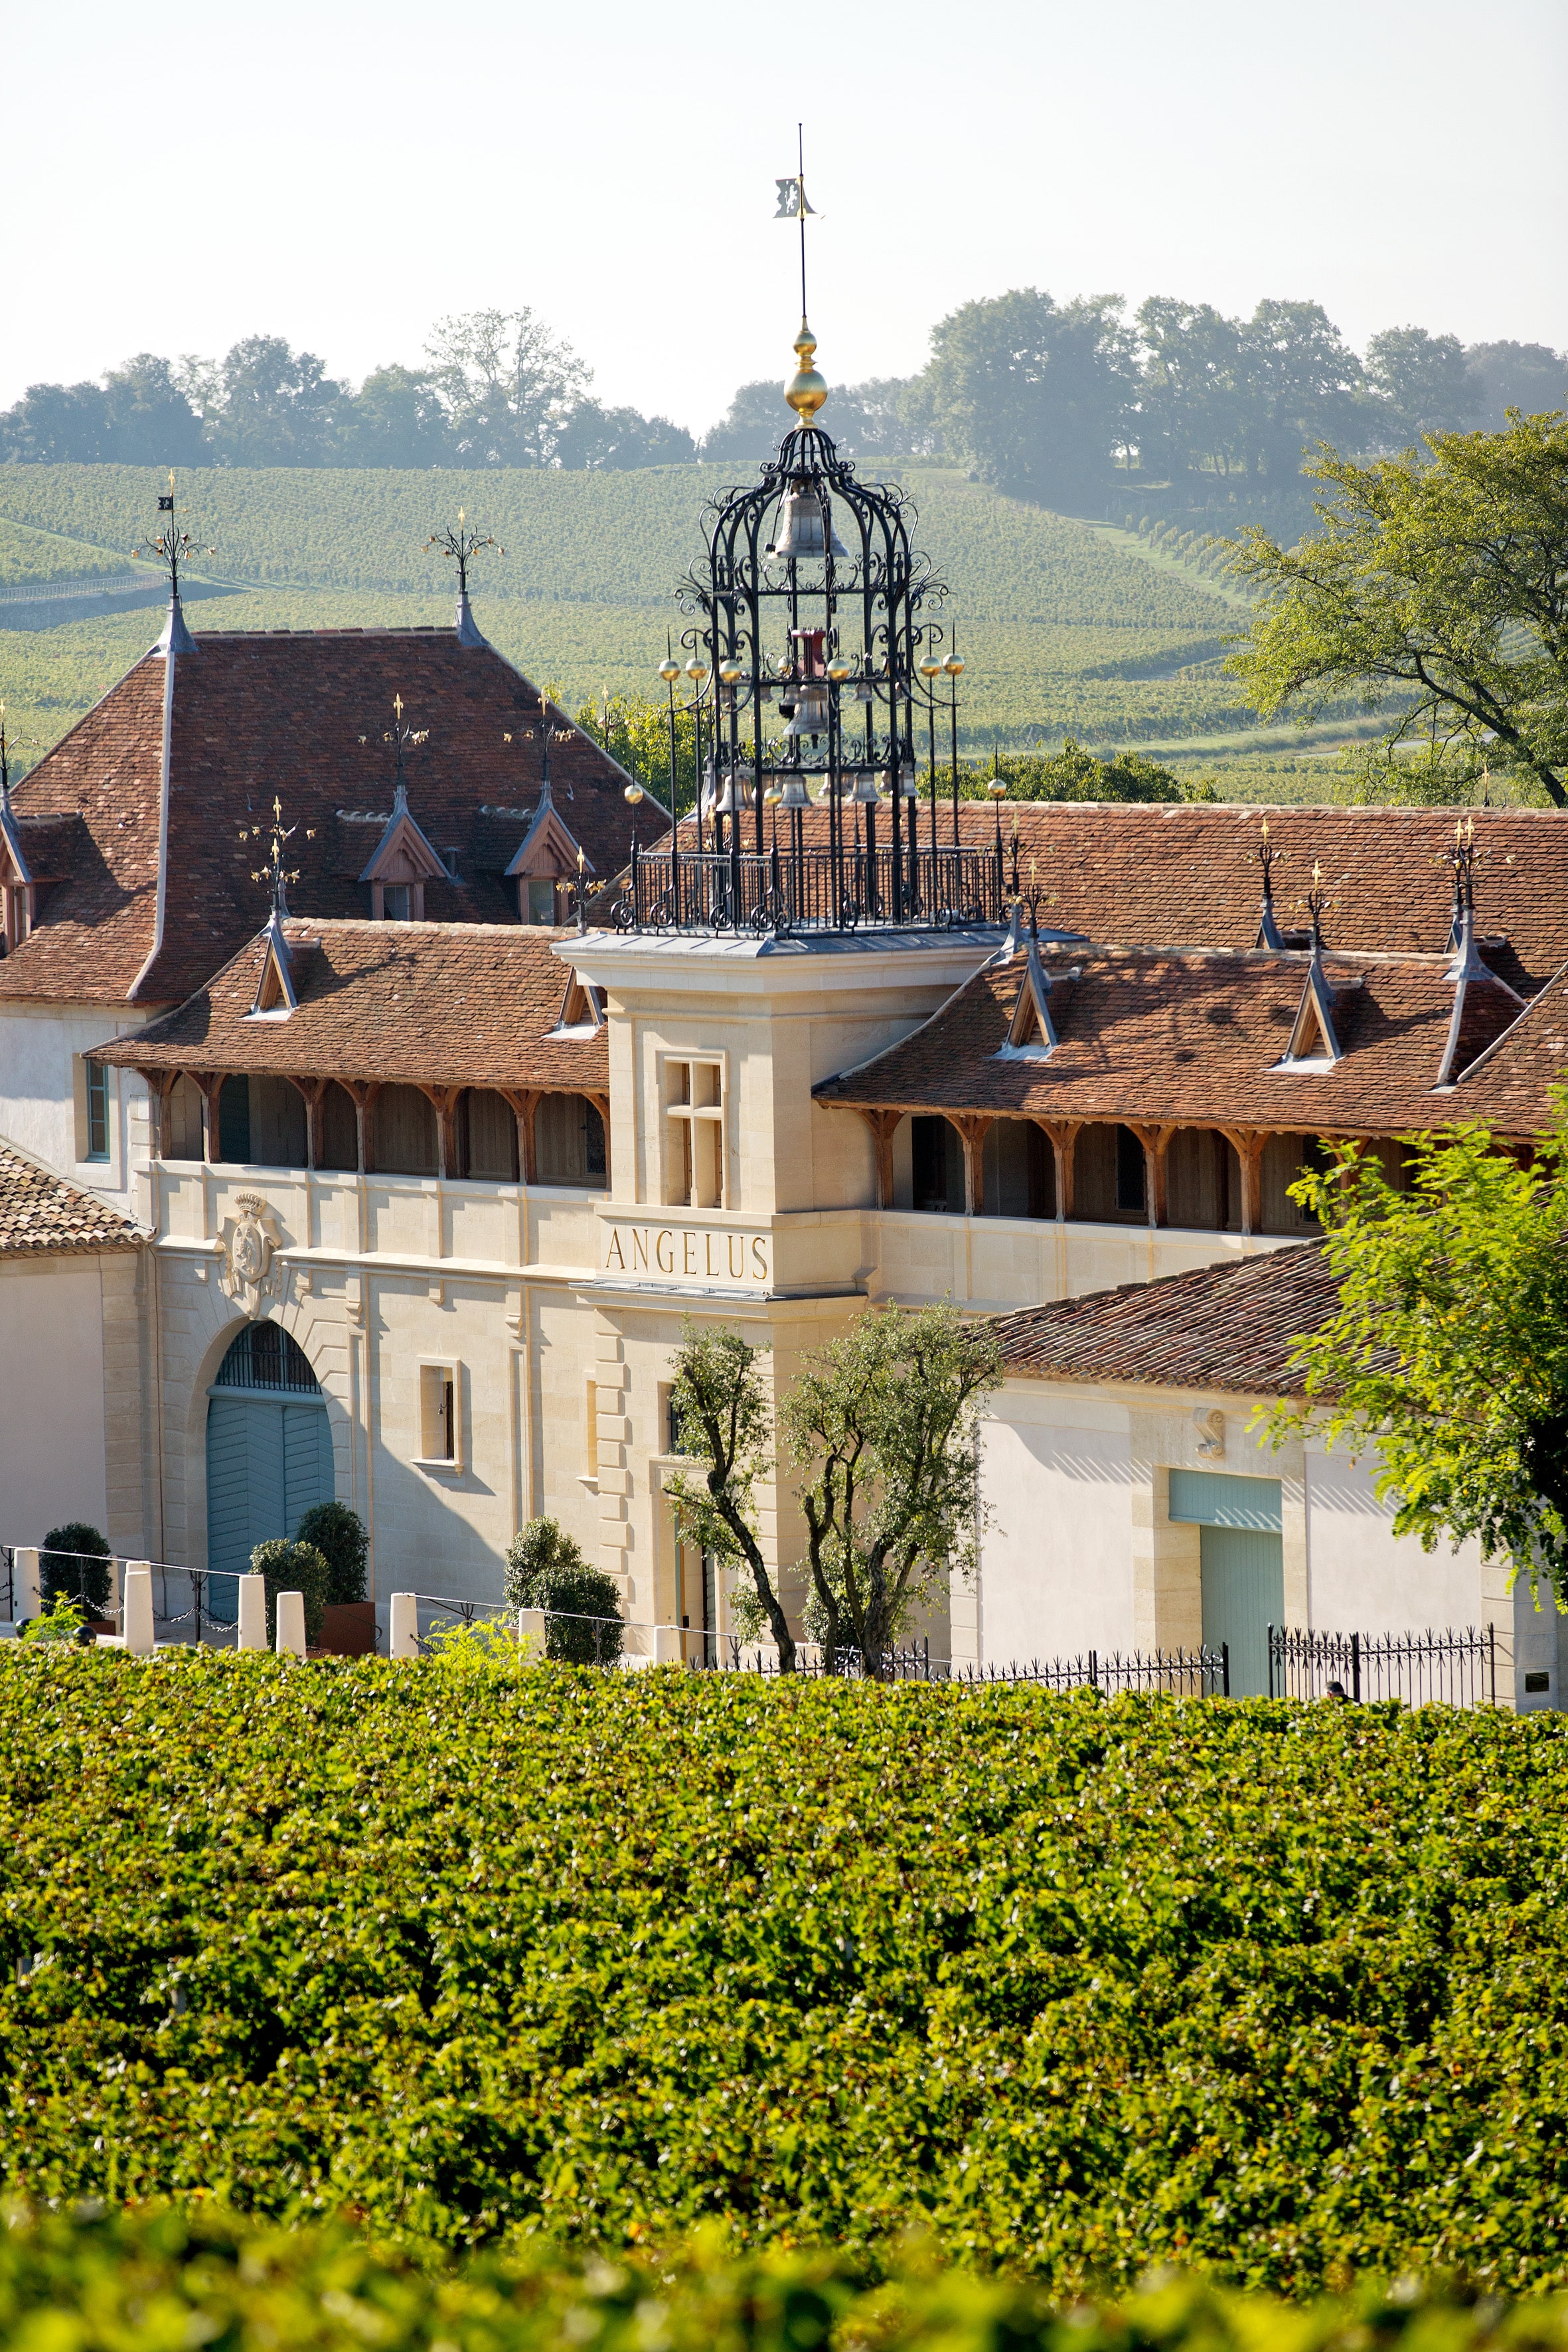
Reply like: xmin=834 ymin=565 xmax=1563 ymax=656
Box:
xmin=206 ymin=1320 xmax=335 ymax=1583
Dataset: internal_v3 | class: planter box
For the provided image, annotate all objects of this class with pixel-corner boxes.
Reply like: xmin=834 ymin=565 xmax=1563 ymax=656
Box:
xmin=317 ymin=1602 xmax=376 ymax=1658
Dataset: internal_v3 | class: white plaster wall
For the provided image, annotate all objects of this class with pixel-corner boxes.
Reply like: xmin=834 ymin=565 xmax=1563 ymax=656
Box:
xmin=977 ymin=1393 xmax=1135 ymax=1664
xmin=0 ymin=1002 xmax=153 ymax=1207
xmin=0 ymin=1255 xmax=111 ymax=1547
xmin=1304 ymin=1449 xmax=1482 ymax=1633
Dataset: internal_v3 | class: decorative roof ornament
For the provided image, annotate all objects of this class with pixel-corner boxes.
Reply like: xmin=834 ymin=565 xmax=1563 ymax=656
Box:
xmin=1435 ymin=816 xmax=1522 ymax=1086
xmin=357 ymin=696 xmax=445 ymax=894
xmin=244 ymin=795 xmax=315 ymax=1015
xmin=1253 ymin=818 xmax=1286 ymax=950
xmin=426 ymin=508 xmax=503 ymax=649
xmin=776 ymin=127 xmax=826 ymax=431
xmin=384 ymin=692 xmax=430 ymax=813
xmin=137 ymin=473 xmax=214 ymax=657
xmin=1280 ymin=861 xmax=1344 ymax=1063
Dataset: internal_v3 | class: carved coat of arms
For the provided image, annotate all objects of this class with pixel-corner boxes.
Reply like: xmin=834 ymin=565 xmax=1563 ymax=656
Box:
xmin=220 ymin=1192 xmax=282 ymax=1308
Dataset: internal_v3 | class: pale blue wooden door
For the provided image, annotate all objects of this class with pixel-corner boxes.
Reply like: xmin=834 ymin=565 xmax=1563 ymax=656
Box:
xmin=1200 ymin=1526 xmax=1285 ymax=1697
xmin=206 ymin=1396 xmax=333 ymax=1585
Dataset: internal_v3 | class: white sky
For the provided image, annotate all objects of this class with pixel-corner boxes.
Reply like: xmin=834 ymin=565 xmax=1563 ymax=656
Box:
xmin=6 ymin=0 xmax=1565 ymax=436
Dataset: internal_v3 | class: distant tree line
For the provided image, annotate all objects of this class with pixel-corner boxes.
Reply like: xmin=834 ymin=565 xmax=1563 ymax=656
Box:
xmin=3 ymin=297 xmax=1563 ymax=498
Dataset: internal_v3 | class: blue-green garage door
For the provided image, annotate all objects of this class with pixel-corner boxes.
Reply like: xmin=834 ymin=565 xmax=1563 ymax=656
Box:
xmin=206 ymin=1322 xmax=334 ymax=1581
xmin=1169 ymin=1469 xmax=1284 ymax=1698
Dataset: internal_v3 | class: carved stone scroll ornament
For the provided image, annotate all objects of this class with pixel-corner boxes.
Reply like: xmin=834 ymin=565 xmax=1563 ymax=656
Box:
xmin=1192 ymin=1405 xmax=1225 ymax=1460
xmin=219 ymin=1192 xmax=283 ymax=1310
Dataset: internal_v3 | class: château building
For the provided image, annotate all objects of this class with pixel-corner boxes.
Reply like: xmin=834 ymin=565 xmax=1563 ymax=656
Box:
xmin=1 ymin=348 xmax=1564 ymax=1704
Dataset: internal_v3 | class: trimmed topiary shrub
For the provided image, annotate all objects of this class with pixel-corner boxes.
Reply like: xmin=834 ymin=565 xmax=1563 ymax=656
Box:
xmin=291 ymin=1503 xmax=367 ymax=1606
xmin=248 ymin=1537 xmax=330 ymax=1645
xmin=39 ymin=1522 xmax=112 ymax=1615
xmin=504 ymin=1516 xmax=624 ymax=1664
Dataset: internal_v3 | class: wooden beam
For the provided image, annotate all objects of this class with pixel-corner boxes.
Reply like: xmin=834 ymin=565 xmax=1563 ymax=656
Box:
xmin=189 ymin=1069 xmax=226 ymax=1163
xmin=418 ymin=1084 xmax=465 ymax=1181
xmin=339 ymin=1079 xmax=382 ymax=1176
xmin=133 ymin=1067 xmax=179 ymax=1159
xmin=949 ymin=1113 xmax=993 ymax=1218
xmin=856 ymin=1107 xmax=902 ymax=1210
xmin=1034 ymin=1118 xmax=1081 ymax=1222
xmin=285 ymin=1075 xmax=330 ymax=1172
xmin=500 ymin=1088 xmax=541 ymax=1186
xmin=1127 ymin=1121 xmax=1178 ymax=1228
xmin=1218 ymin=1127 xmax=1267 ymax=1236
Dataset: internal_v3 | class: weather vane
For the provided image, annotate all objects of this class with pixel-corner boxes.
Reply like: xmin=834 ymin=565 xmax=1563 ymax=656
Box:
xmin=1298 ymin=857 xmax=1335 ymax=951
xmin=242 ymin=795 xmax=315 ymax=917
xmin=134 ymin=471 xmax=214 ymax=601
xmin=426 ymin=508 xmax=503 ymax=600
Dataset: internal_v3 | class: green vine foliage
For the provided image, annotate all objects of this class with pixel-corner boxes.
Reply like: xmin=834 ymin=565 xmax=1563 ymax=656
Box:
xmin=3 ymin=1660 xmax=1568 ymax=2287
xmin=11 ymin=2202 xmax=1568 ymax=2352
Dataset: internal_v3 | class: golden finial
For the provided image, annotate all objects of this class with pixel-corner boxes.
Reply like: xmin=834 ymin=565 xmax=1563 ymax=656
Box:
xmin=785 ymin=319 xmax=828 ymax=428
xmin=393 ymin=693 xmax=404 ymax=724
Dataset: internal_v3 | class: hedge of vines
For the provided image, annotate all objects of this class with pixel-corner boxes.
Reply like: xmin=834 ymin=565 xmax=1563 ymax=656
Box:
xmin=7 ymin=2202 xmax=1568 ymax=2352
xmin=3 ymin=1650 xmax=1567 ymax=2292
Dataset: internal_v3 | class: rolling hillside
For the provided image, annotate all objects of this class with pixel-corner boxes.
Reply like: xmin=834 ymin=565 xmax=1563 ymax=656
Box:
xmin=0 ymin=462 xmax=1359 ymax=789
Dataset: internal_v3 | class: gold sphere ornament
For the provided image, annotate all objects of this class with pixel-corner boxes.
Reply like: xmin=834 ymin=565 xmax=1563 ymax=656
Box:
xmin=944 ymin=652 xmax=965 ymax=678
xmin=784 ymin=319 xmax=828 ymax=427
xmin=685 ymin=655 xmax=710 ymax=683
xmin=658 ymin=656 xmax=680 ymax=684
xmin=718 ymin=659 xmax=744 ymax=687
xmin=623 ymin=783 xmax=644 ymax=805
xmin=987 ymin=779 xmax=1008 ymax=801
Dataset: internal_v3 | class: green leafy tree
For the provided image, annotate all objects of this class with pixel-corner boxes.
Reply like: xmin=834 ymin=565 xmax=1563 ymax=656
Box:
xmin=576 ymin=690 xmax=700 ymax=819
xmin=1234 ymin=299 xmax=1363 ymax=486
xmin=202 ymin=336 xmax=351 ymax=467
xmin=1259 ymin=1113 xmax=1568 ymax=1593
xmin=781 ymin=1303 xmax=1002 ymax=1677
xmin=1227 ymin=414 xmax=1568 ymax=807
xmin=1466 ymin=339 xmax=1568 ymax=431
xmin=39 ymin=1523 xmax=112 ymax=1615
xmin=1135 ymin=298 xmax=1246 ymax=481
xmin=943 ymin=740 xmax=1215 ymax=803
xmin=665 ymin=1320 xmax=795 ymax=1672
xmin=504 ymin=1517 xmax=623 ymax=1665
xmin=922 ymin=288 xmax=1135 ymax=505
xmin=424 ymin=308 xmax=590 ymax=469
xmin=341 ymin=364 xmax=453 ymax=467
xmin=249 ymin=1538 xmax=331 ymax=1646
xmin=1362 ymin=326 xmax=1480 ymax=446
xmin=292 ymin=1502 xmax=367 ymax=1606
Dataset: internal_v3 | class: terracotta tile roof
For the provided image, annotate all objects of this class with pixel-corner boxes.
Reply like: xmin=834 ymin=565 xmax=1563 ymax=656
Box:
xmin=672 ymin=802 xmax=1567 ymax=994
xmin=815 ymin=937 xmax=1537 ymax=1136
xmin=1445 ymin=955 xmax=1568 ymax=1125
xmin=0 ymin=625 xmax=637 ymax=1009
xmin=994 ymin=1242 xmax=1342 ymax=1396
xmin=0 ymin=1142 xmax=145 ymax=1259
xmin=90 ymin=920 xmax=607 ymax=1094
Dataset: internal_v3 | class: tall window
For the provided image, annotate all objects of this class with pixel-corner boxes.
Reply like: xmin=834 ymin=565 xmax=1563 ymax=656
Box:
xmin=665 ymin=1060 xmax=724 ymax=1208
xmin=84 ymin=1059 xmax=110 ymax=1161
xmin=382 ymin=884 xmax=412 ymax=921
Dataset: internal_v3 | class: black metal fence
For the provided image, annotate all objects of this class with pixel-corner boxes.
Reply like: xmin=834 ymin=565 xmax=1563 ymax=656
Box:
xmin=1268 ymin=1622 xmax=1496 ymax=1707
xmin=0 ymin=1546 xmax=240 ymax=1644
xmin=726 ymin=1635 xmax=1231 ymax=1695
xmin=619 ymin=837 xmax=1008 ymax=937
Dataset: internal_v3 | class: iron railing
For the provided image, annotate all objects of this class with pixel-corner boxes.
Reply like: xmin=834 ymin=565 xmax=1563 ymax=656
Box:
xmin=723 ymin=1637 xmax=1230 ymax=1693
xmin=617 ymin=836 xmax=1010 ymax=937
xmin=1268 ymin=1622 xmax=1496 ymax=1707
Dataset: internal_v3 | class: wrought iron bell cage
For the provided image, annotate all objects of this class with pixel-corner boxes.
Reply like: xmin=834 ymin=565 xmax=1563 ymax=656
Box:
xmin=620 ymin=417 xmax=1004 ymax=937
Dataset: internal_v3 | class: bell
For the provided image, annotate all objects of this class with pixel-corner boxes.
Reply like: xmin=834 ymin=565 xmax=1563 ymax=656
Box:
xmin=712 ymin=773 xmax=738 ymax=816
xmin=769 ymin=485 xmax=849 ymax=562
xmin=853 ymin=771 xmax=884 ymax=805
xmin=783 ymin=684 xmax=831 ymax=738
xmin=779 ymin=773 xmax=813 ymax=810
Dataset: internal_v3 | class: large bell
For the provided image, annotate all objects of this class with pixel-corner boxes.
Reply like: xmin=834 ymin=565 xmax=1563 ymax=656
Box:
xmin=779 ymin=773 xmax=813 ymax=810
xmin=783 ymin=683 xmax=831 ymax=738
xmin=769 ymin=485 xmax=849 ymax=563
xmin=852 ymin=770 xmax=884 ymax=805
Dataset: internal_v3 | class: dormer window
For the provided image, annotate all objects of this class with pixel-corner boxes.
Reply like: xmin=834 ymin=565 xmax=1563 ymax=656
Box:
xmin=384 ymin=884 xmax=412 ymax=921
xmin=522 ymin=878 xmax=558 ymax=925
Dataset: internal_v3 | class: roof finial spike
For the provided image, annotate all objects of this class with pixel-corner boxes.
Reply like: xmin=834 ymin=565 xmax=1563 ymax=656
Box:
xmin=138 ymin=472 xmax=212 ymax=657
xmin=380 ymin=694 xmax=427 ymax=811
xmin=426 ymin=510 xmax=501 ymax=648
xmin=1254 ymin=817 xmax=1286 ymax=950
xmin=778 ymin=131 xmax=827 ymax=431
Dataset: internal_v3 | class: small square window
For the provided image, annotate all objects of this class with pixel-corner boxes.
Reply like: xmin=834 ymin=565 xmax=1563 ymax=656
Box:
xmin=665 ymin=1058 xmax=724 ymax=1208
xmin=523 ymin=877 xmax=557 ymax=925
xmin=418 ymin=1362 xmax=460 ymax=1466
xmin=84 ymin=1059 xmax=110 ymax=1161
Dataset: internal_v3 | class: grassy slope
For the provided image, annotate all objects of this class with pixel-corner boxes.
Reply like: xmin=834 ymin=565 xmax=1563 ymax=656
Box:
xmin=0 ymin=464 xmax=1361 ymax=787
xmin=4 ymin=1656 xmax=1568 ymax=2292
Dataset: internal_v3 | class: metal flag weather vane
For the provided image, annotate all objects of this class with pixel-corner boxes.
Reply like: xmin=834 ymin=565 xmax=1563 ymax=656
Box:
xmin=774 ymin=124 xmax=818 ymax=319
xmin=134 ymin=471 xmax=214 ymax=604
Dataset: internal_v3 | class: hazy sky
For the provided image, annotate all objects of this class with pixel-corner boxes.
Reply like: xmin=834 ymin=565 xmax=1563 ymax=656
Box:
xmin=7 ymin=0 xmax=1565 ymax=435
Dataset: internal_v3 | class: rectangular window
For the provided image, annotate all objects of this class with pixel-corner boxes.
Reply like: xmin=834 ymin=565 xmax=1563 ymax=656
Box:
xmin=218 ymin=1074 xmax=252 ymax=1164
xmin=84 ymin=1059 xmax=110 ymax=1161
xmin=418 ymin=1362 xmax=459 ymax=1465
xmin=524 ymin=878 xmax=557 ymax=925
xmin=585 ymin=1377 xmax=598 ymax=1475
xmin=383 ymin=884 xmax=412 ymax=921
xmin=1115 ymin=1125 xmax=1147 ymax=1215
xmin=665 ymin=1059 xmax=724 ymax=1208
